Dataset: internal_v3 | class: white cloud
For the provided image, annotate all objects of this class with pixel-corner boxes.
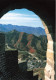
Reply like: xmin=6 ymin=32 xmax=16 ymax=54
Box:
xmin=0 ymin=12 xmax=44 ymax=28
xmin=1 ymin=13 xmax=38 ymax=21
xmin=2 ymin=13 xmax=37 ymax=19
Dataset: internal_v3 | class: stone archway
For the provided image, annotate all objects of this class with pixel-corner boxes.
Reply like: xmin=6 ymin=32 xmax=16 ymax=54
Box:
xmin=0 ymin=0 xmax=55 ymax=80
xmin=42 ymin=20 xmax=55 ymax=80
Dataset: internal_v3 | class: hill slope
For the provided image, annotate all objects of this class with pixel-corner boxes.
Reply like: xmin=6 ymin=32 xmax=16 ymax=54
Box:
xmin=5 ymin=30 xmax=47 ymax=60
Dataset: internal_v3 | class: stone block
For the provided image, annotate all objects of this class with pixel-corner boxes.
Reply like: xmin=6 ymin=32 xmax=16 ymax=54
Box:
xmin=46 ymin=49 xmax=54 ymax=60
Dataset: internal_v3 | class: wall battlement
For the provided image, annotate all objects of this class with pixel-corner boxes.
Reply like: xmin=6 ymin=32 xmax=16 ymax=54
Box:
xmin=0 ymin=33 xmax=38 ymax=80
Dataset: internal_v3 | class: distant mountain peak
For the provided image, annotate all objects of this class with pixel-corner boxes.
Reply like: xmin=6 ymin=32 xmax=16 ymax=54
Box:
xmin=0 ymin=24 xmax=46 ymax=36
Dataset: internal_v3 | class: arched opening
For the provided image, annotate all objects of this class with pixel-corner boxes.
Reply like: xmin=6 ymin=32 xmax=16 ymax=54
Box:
xmin=0 ymin=0 xmax=54 ymax=80
xmin=0 ymin=8 xmax=48 ymax=80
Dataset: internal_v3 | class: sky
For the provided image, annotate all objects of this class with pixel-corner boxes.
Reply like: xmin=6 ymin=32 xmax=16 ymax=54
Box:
xmin=0 ymin=8 xmax=44 ymax=28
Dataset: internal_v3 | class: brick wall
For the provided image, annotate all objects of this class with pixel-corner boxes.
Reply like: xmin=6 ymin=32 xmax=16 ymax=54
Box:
xmin=0 ymin=34 xmax=19 ymax=79
xmin=0 ymin=33 xmax=5 ymax=80
xmin=5 ymin=50 xmax=19 ymax=78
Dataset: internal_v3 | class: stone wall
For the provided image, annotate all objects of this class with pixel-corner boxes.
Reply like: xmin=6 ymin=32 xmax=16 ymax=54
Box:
xmin=54 ymin=42 xmax=56 ymax=80
xmin=0 ymin=33 xmax=38 ymax=80
xmin=0 ymin=33 xmax=5 ymax=80
xmin=5 ymin=50 xmax=19 ymax=78
xmin=19 ymin=62 xmax=27 ymax=72
xmin=42 ymin=21 xmax=55 ymax=80
xmin=0 ymin=34 xmax=19 ymax=80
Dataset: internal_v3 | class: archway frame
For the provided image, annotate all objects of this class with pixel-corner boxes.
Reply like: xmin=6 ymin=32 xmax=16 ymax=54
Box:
xmin=0 ymin=1 xmax=55 ymax=80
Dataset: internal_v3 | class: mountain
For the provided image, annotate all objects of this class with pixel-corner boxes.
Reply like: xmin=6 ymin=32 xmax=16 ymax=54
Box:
xmin=5 ymin=30 xmax=47 ymax=60
xmin=0 ymin=24 xmax=46 ymax=36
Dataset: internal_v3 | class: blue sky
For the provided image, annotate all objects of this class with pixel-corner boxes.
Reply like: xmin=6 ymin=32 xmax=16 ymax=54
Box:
xmin=0 ymin=8 xmax=44 ymax=28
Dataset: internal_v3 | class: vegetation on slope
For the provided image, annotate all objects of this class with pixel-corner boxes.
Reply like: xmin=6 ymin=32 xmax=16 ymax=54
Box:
xmin=5 ymin=30 xmax=47 ymax=61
